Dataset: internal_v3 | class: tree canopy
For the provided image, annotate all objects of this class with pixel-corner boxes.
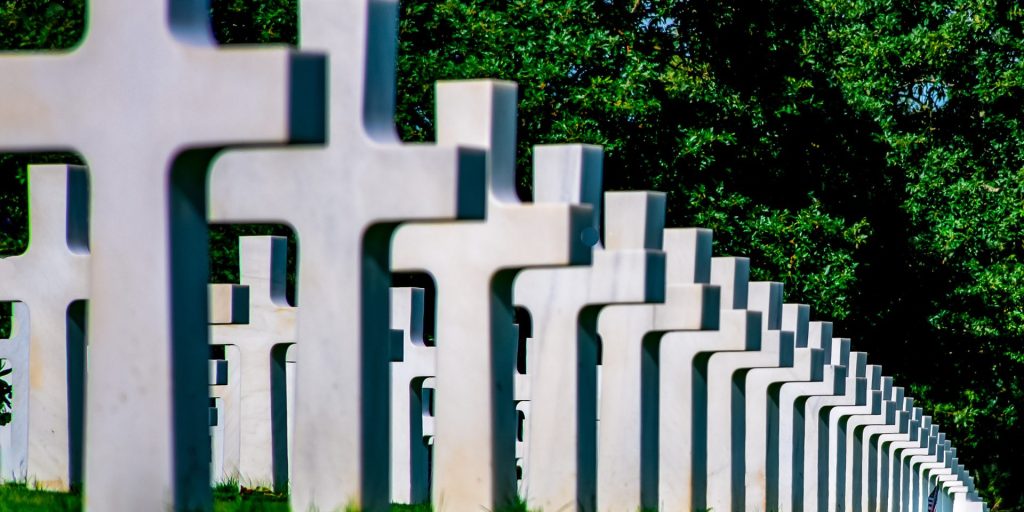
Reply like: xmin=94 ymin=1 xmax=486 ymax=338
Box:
xmin=1 ymin=0 xmax=1022 ymax=508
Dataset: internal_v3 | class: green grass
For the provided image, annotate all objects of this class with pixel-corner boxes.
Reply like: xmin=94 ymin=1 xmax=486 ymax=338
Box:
xmin=0 ymin=483 xmax=78 ymax=512
xmin=0 ymin=483 xmax=530 ymax=511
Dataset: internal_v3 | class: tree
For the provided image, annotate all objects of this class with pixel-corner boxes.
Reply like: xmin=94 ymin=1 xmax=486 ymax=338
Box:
xmin=1 ymin=0 xmax=1022 ymax=507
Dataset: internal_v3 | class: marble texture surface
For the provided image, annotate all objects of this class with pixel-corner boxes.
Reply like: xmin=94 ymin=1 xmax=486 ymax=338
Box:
xmin=742 ymin=302 xmax=825 ymax=512
xmin=877 ymin=407 xmax=924 ymax=512
xmin=513 ymin=182 xmax=667 ymax=512
xmin=819 ymin=365 xmax=884 ymax=512
xmin=657 ymin=255 xmax=756 ymax=512
xmin=391 ymin=81 xmax=593 ymax=511
xmin=0 ymin=164 xmax=88 ymax=489
xmin=800 ymin=349 xmax=868 ymax=512
xmin=389 ymin=287 xmax=435 ymax=505
xmin=843 ymin=385 xmax=903 ymax=512
xmin=596 ymin=233 xmax=721 ymax=512
xmin=774 ymin=324 xmax=846 ymax=512
xmin=209 ymin=236 xmax=296 ymax=490
xmin=704 ymin=280 xmax=794 ymax=512
xmin=209 ymin=0 xmax=484 ymax=508
xmin=0 ymin=1 xmax=325 ymax=508
xmin=882 ymin=414 xmax=930 ymax=512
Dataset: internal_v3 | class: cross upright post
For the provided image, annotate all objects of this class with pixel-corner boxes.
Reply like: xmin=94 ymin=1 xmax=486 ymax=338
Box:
xmin=657 ymin=255 xmax=759 ymax=512
xmin=845 ymin=384 xmax=903 ymax=512
xmin=391 ymin=80 xmax=595 ymax=512
xmin=704 ymin=280 xmax=797 ymax=512
xmin=208 ymin=0 xmax=486 ymax=508
xmin=821 ymin=364 xmax=885 ymax=512
xmin=882 ymin=412 xmax=929 ymax=511
xmin=918 ymin=442 xmax=953 ymax=510
xmin=800 ymin=349 xmax=868 ymax=512
xmin=774 ymin=325 xmax=849 ymax=512
xmin=0 ymin=1 xmax=326 ymax=508
xmin=209 ymin=236 xmax=295 ymax=490
xmin=0 ymin=164 xmax=88 ymax=489
xmin=593 ymin=230 xmax=722 ymax=512
xmin=743 ymin=302 xmax=827 ymax=512
xmin=903 ymin=428 xmax=943 ymax=511
xmin=389 ymin=287 xmax=435 ymax=505
xmin=514 ymin=172 xmax=669 ymax=512
xmin=877 ymin=407 xmax=923 ymax=512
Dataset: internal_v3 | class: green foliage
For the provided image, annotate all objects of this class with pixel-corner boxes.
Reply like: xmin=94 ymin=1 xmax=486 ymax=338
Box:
xmin=0 ymin=483 xmax=79 ymax=512
xmin=0 ymin=0 xmax=84 ymax=50
xmin=0 ymin=359 xmax=12 ymax=426
xmin=394 ymin=1 xmax=1024 ymax=508
xmin=2 ymin=0 xmax=1024 ymax=508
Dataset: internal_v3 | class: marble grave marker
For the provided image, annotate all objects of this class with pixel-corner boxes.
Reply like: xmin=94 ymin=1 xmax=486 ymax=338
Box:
xmin=209 ymin=0 xmax=485 ymax=508
xmin=0 ymin=1 xmax=326 ymax=507
xmin=391 ymin=81 xmax=594 ymax=511
xmin=0 ymin=164 xmax=88 ymax=488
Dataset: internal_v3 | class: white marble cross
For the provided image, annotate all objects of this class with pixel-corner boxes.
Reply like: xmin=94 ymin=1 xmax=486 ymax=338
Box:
xmin=209 ymin=236 xmax=296 ymax=490
xmin=0 ymin=1 xmax=325 ymax=508
xmin=658 ymin=255 xmax=758 ymax=512
xmin=893 ymin=422 xmax=939 ymax=512
xmin=801 ymin=349 xmax=868 ymax=512
xmin=917 ymin=442 xmax=953 ymax=511
xmin=882 ymin=412 xmax=929 ymax=512
xmin=705 ymin=280 xmax=796 ymax=512
xmin=821 ymin=364 xmax=885 ymax=512
xmin=926 ymin=448 xmax=956 ymax=511
xmin=515 ymin=176 xmax=668 ymax=512
xmin=0 ymin=164 xmax=88 ymax=488
xmin=876 ymin=406 xmax=923 ymax=512
xmin=845 ymin=383 xmax=903 ymax=512
xmin=0 ymin=303 xmax=30 ymax=481
xmin=208 ymin=0 xmax=485 ymax=507
xmin=775 ymin=325 xmax=849 ymax=512
xmin=903 ymin=429 xmax=943 ymax=511
xmin=389 ymin=287 xmax=435 ymax=505
xmin=743 ymin=302 xmax=826 ymax=512
xmin=391 ymin=81 xmax=594 ymax=511
xmin=596 ymin=231 xmax=721 ymax=512
xmin=864 ymin=396 xmax=914 ymax=510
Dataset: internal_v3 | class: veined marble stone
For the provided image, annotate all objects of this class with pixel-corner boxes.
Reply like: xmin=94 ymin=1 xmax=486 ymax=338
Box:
xmin=844 ymin=384 xmax=904 ymax=512
xmin=0 ymin=0 xmax=326 ymax=507
xmin=596 ymin=233 xmax=721 ymax=512
xmin=390 ymin=287 xmax=435 ymax=505
xmin=391 ymin=81 xmax=593 ymax=511
xmin=0 ymin=303 xmax=30 ymax=481
xmin=744 ymin=302 xmax=825 ymax=512
xmin=209 ymin=0 xmax=483 ymax=508
xmin=799 ymin=348 xmax=868 ymax=512
xmin=774 ymin=324 xmax=849 ymax=512
xmin=819 ymin=364 xmax=884 ymax=512
xmin=514 ymin=176 xmax=668 ymax=512
xmin=0 ymin=164 xmax=88 ymax=489
xmin=705 ymin=280 xmax=796 ymax=512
